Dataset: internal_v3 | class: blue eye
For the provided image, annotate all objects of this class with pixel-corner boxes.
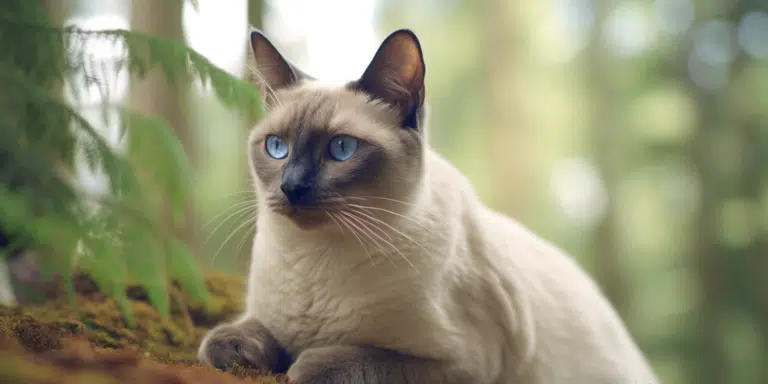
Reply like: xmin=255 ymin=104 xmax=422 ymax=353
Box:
xmin=265 ymin=135 xmax=289 ymax=159
xmin=328 ymin=135 xmax=359 ymax=161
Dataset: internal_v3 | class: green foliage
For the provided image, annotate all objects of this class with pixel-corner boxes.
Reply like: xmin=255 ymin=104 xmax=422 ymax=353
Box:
xmin=0 ymin=1 xmax=261 ymax=324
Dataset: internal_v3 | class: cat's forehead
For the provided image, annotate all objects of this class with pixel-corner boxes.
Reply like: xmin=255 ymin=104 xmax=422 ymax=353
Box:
xmin=256 ymin=84 xmax=400 ymax=137
xmin=274 ymin=88 xmax=338 ymax=132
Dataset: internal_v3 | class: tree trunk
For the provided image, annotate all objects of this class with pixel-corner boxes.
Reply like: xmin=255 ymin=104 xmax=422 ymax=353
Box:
xmin=741 ymin=118 xmax=768 ymax=383
xmin=129 ymin=0 xmax=200 ymax=257
xmin=483 ymin=0 xmax=529 ymax=217
xmin=584 ymin=1 xmax=629 ymax=324
xmin=688 ymin=88 xmax=728 ymax=384
xmin=682 ymin=29 xmax=728 ymax=382
xmin=728 ymin=0 xmax=768 ymax=375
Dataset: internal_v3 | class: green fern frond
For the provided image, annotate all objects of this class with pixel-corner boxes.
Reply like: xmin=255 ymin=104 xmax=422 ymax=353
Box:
xmin=0 ymin=1 xmax=261 ymax=325
xmin=76 ymin=210 xmax=136 ymax=327
xmin=1 ymin=16 xmax=263 ymax=120
xmin=0 ymin=64 xmax=139 ymax=195
xmin=67 ymin=27 xmax=263 ymax=120
xmin=167 ymin=237 xmax=212 ymax=307
xmin=116 ymin=106 xmax=194 ymax=223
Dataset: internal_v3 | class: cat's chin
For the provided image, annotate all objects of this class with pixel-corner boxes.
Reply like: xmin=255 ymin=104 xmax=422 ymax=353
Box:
xmin=271 ymin=207 xmax=332 ymax=231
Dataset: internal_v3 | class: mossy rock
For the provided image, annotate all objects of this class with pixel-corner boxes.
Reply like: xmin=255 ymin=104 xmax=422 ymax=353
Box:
xmin=0 ymin=273 xmax=288 ymax=384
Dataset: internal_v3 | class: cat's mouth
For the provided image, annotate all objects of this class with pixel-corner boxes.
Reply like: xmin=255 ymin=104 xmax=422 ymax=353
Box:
xmin=267 ymin=196 xmax=345 ymax=229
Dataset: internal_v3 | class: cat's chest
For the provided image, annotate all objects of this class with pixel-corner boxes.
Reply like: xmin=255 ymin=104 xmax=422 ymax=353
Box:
xmin=257 ymin=279 xmax=354 ymax=354
xmin=246 ymin=253 xmax=403 ymax=355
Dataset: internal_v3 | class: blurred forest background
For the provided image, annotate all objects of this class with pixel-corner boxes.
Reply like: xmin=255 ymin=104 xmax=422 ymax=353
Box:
xmin=4 ymin=0 xmax=768 ymax=383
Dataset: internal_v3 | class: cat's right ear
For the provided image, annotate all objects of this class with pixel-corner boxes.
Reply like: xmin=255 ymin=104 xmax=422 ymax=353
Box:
xmin=248 ymin=29 xmax=311 ymax=108
xmin=354 ymin=29 xmax=426 ymax=129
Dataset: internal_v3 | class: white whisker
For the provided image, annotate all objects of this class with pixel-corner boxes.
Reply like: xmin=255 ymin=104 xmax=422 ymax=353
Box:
xmin=343 ymin=210 xmax=423 ymax=273
xmin=346 ymin=205 xmax=436 ymax=261
xmin=204 ymin=202 xmax=259 ymax=245
xmin=347 ymin=203 xmax=446 ymax=241
xmin=325 ymin=210 xmax=346 ymax=236
xmin=339 ymin=210 xmax=398 ymax=268
xmin=342 ymin=208 xmax=393 ymax=242
xmin=234 ymin=220 xmax=257 ymax=255
xmin=212 ymin=213 xmax=258 ymax=264
xmin=203 ymin=199 xmax=258 ymax=230
xmin=346 ymin=196 xmax=439 ymax=217
xmin=334 ymin=213 xmax=376 ymax=267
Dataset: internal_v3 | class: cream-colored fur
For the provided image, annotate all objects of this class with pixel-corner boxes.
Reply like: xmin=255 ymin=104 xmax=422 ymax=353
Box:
xmin=203 ymin=28 xmax=659 ymax=384
xmin=242 ymin=112 xmax=658 ymax=383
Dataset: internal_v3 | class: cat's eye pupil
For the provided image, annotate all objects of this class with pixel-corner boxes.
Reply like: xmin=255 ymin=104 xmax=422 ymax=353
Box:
xmin=265 ymin=135 xmax=288 ymax=159
xmin=329 ymin=135 xmax=358 ymax=161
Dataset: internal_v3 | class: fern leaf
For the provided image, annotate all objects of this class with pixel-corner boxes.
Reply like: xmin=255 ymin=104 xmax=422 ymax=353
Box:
xmin=77 ymin=211 xmax=136 ymax=327
xmin=121 ymin=222 xmax=171 ymax=320
xmin=117 ymin=106 xmax=194 ymax=224
xmin=64 ymin=27 xmax=264 ymax=120
xmin=167 ymin=238 xmax=211 ymax=307
xmin=0 ymin=4 xmax=263 ymax=323
xmin=0 ymin=65 xmax=141 ymax=198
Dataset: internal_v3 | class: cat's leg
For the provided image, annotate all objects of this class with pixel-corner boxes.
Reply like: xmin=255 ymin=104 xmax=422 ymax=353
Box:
xmin=197 ymin=316 xmax=290 ymax=373
xmin=287 ymin=345 xmax=473 ymax=384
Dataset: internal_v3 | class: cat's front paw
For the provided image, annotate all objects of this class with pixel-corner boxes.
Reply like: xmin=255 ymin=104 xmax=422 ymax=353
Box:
xmin=198 ymin=322 xmax=273 ymax=372
xmin=287 ymin=346 xmax=365 ymax=384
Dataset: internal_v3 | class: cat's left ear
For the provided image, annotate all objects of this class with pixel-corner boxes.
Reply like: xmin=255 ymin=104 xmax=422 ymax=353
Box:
xmin=354 ymin=29 xmax=426 ymax=129
xmin=248 ymin=29 xmax=313 ymax=108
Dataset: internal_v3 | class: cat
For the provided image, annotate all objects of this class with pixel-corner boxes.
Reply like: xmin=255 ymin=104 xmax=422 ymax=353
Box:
xmin=197 ymin=28 xmax=660 ymax=384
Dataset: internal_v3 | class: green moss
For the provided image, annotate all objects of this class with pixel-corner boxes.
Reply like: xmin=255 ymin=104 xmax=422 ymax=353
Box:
xmin=0 ymin=308 xmax=73 ymax=352
xmin=0 ymin=272 xmax=288 ymax=384
xmin=13 ymin=272 xmax=245 ymax=363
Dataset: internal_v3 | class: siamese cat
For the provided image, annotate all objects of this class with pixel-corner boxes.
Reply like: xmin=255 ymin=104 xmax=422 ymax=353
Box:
xmin=198 ymin=29 xmax=659 ymax=384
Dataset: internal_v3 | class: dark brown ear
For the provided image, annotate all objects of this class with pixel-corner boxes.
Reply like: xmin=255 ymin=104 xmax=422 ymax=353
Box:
xmin=355 ymin=29 xmax=426 ymax=128
xmin=249 ymin=29 xmax=312 ymax=108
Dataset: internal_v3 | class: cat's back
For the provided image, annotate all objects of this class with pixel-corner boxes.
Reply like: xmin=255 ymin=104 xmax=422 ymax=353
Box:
xmin=477 ymin=209 xmax=657 ymax=383
xmin=425 ymin=150 xmax=657 ymax=383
